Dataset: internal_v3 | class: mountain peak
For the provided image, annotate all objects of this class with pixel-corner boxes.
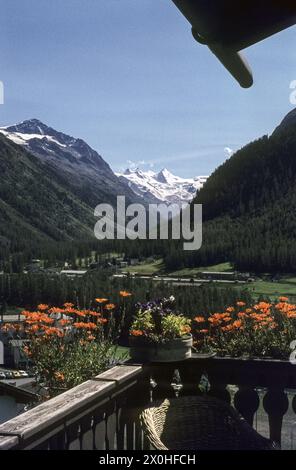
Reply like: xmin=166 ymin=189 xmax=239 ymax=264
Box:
xmin=155 ymin=168 xmax=174 ymax=184
xmin=0 ymin=118 xmax=116 ymax=175
xmin=273 ymin=108 xmax=296 ymax=135
xmin=159 ymin=168 xmax=170 ymax=175
xmin=5 ymin=118 xmax=53 ymax=136
xmin=2 ymin=119 xmax=80 ymax=149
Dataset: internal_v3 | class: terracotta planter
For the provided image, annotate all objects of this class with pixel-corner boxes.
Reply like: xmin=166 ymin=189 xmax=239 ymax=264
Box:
xmin=129 ymin=335 xmax=193 ymax=363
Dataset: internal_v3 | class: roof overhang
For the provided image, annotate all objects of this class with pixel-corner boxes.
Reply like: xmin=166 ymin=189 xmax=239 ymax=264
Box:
xmin=171 ymin=0 xmax=296 ymax=87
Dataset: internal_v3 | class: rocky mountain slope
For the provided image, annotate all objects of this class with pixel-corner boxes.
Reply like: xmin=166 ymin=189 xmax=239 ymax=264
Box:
xmin=0 ymin=119 xmax=138 ymax=209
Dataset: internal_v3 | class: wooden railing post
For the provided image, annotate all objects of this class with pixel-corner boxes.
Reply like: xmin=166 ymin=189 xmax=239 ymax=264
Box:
xmin=233 ymin=386 xmax=260 ymax=427
xmin=150 ymin=363 xmax=176 ymax=400
xmin=263 ymin=388 xmax=289 ymax=447
xmin=178 ymin=361 xmax=203 ymax=396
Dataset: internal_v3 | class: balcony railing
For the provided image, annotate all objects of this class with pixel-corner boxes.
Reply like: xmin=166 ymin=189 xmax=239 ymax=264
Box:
xmin=0 ymin=356 xmax=296 ymax=450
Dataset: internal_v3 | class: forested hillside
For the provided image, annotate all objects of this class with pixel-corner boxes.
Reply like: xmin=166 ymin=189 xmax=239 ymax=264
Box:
xmin=167 ymin=109 xmax=296 ymax=273
xmin=0 ymin=134 xmax=97 ymax=269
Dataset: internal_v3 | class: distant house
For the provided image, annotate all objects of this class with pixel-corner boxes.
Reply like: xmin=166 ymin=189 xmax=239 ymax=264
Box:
xmin=60 ymin=270 xmax=87 ymax=278
xmin=120 ymin=262 xmax=128 ymax=269
xmin=129 ymin=258 xmax=139 ymax=266
xmin=88 ymin=262 xmax=100 ymax=270
xmin=24 ymin=264 xmax=44 ymax=274
xmin=24 ymin=259 xmax=45 ymax=274
xmin=43 ymin=267 xmax=61 ymax=276
xmin=0 ymin=338 xmax=30 ymax=369
xmin=8 ymin=340 xmax=30 ymax=369
xmin=0 ymin=341 xmax=3 ymax=366
xmin=0 ymin=381 xmax=38 ymax=424
xmin=115 ymin=258 xmax=125 ymax=266
xmin=201 ymin=271 xmax=236 ymax=281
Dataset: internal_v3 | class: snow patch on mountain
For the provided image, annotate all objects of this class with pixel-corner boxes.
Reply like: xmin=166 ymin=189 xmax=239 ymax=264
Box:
xmin=116 ymin=168 xmax=208 ymax=206
xmin=0 ymin=129 xmax=67 ymax=148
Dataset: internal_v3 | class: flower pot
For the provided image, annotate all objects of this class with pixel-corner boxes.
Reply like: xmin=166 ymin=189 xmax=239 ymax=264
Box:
xmin=129 ymin=335 xmax=193 ymax=363
xmin=192 ymin=351 xmax=217 ymax=359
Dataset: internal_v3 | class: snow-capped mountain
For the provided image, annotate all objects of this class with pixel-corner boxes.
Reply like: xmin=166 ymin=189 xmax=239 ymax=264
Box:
xmin=0 ymin=119 xmax=207 ymax=209
xmin=116 ymin=167 xmax=208 ymax=206
xmin=0 ymin=119 xmax=138 ymax=207
xmin=0 ymin=119 xmax=114 ymax=177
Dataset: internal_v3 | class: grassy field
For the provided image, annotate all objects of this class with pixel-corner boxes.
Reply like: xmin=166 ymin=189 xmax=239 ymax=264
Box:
xmin=125 ymin=259 xmax=164 ymax=275
xmin=168 ymin=262 xmax=233 ymax=277
xmin=125 ymin=260 xmax=233 ymax=277
xmin=249 ymin=277 xmax=296 ymax=299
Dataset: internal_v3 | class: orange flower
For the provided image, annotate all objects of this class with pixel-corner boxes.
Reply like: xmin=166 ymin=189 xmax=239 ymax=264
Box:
xmin=54 ymin=372 xmax=65 ymax=382
xmin=226 ymin=307 xmax=235 ymax=313
xmin=21 ymin=310 xmax=31 ymax=317
xmin=181 ymin=326 xmax=191 ymax=334
xmin=199 ymin=329 xmax=209 ymax=334
xmin=221 ymin=324 xmax=234 ymax=332
xmin=87 ymin=335 xmax=96 ymax=341
xmin=208 ymin=317 xmax=222 ymax=326
xmin=88 ymin=310 xmax=100 ymax=317
xmin=253 ymin=302 xmax=272 ymax=312
xmin=37 ymin=304 xmax=49 ymax=311
xmin=95 ymin=298 xmax=108 ymax=304
xmin=59 ymin=319 xmax=71 ymax=326
xmin=41 ymin=315 xmax=55 ymax=325
xmin=119 ymin=291 xmax=132 ymax=298
xmin=233 ymin=320 xmax=243 ymax=329
xmin=250 ymin=313 xmax=269 ymax=323
xmin=275 ymin=302 xmax=295 ymax=314
xmin=236 ymin=301 xmax=246 ymax=307
xmin=194 ymin=316 xmax=205 ymax=323
xmin=105 ymin=303 xmax=116 ymax=311
xmin=223 ymin=316 xmax=232 ymax=323
xmin=63 ymin=302 xmax=74 ymax=308
xmin=130 ymin=329 xmax=143 ymax=337
xmin=287 ymin=312 xmax=296 ymax=319
xmin=75 ymin=310 xmax=86 ymax=317
xmin=74 ymin=322 xmax=97 ymax=330
xmin=238 ymin=312 xmax=247 ymax=319
xmin=63 ymin=307 xmax=77 ymax=314
xmin=279 ymin=296 xmax=289 ymax=302
xmin=31 ymin=324 xmax=41 ymax=332
xmin=48 ymin=307 xmax=63 ymax=315
xmin=73 ymin=322 xmax=87 ymax=329
xmin=44 ymin=327 xmax=64 ymax=337
xmin=24 ymin=312 xmax=54 ymax=325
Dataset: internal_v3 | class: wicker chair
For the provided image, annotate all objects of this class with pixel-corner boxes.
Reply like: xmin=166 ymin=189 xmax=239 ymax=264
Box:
xmin=140 ymin=396 xmax=276 ymax=450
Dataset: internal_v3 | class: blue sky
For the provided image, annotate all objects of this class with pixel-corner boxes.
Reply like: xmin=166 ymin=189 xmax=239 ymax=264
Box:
xmin=0 ymin=0 xmax=295 ymax=177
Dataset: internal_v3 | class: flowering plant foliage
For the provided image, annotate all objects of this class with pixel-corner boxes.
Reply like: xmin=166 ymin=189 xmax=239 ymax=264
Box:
xmin=193 ymin=297 xmax=296 ymax=359
xmin=0 ymin=292 xmax=131 ymax=396
xmin=130 ymin=296 xmax=191 ymax=343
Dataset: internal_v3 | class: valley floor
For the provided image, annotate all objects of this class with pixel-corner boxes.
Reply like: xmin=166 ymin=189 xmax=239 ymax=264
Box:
xmin=124 ymin=260 xmax=296 ymax=299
